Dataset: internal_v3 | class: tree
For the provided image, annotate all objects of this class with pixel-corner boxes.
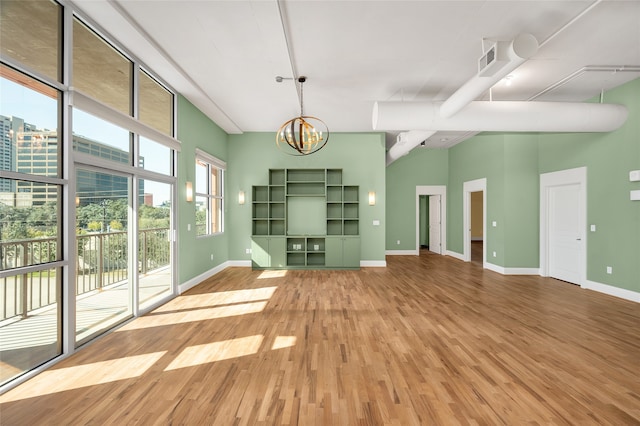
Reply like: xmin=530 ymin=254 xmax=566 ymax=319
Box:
xmin=87 ymin=221 xmax=102 ymax=232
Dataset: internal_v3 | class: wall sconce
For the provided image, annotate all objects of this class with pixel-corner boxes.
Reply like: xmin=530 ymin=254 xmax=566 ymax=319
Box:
xmin=238 ymin=190 xmax=245 ymax=205
xmin=368 ymin=191 xmax=376 ymax=206
xmin=185 ymin=181 xmax=193 ymax=202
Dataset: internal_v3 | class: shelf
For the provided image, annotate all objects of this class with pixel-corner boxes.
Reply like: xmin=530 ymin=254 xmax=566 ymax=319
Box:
xmin=327 ymin=220 xmax=343 ymax=235
xmin=269 ymin=220 xmax=285 ymax=235
xmin=253 ymin=220 xmax=268 ymax=235
xmin=344 ymin=220 xmax=359 ymax=235
xmin=269 ymin=203 xmax=285 ymax=219
xmin=306 ymin=252 xmax=325 ymax=266
xmin=269 ymin=169 xmax=285 ymax=185
xmin=253 ymin=186 xmax=268 ymax=202
xmin=287 ymin=237 xmax=306 ymax=252
xmin=287 ymin=169 xmax=325 ymax=182
xmin=343 ymin=203 xmax=358 ymax=219
xmin=307 ymin=237 xmax=325 ymax=252
xmin=327 ymin=186 xmax=342 ymax=202
xmin=327 ymin=203 xmax=342 ymax=219
xmin=253 ymin=203 xmax=268 ymax=219
xmin=269 ymin=186 xmax=285 ymax=202
xmin=287 ymin=252 xmax=305 ymax=266
xmin=252 ymin=168 xmax=358 ymax=269
xmin=343 ymin=186 xmax=358 ymax=202
xmin=326 ymin=169 xmax=342 ymax=185
xmin=287 ymin=182 xmax=325 ymax=196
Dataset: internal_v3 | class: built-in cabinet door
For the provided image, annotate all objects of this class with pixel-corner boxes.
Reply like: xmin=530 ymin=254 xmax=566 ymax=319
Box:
xmin=326 ymin=236 xmax=360 ymax=268
xmin=251 ymin=237 xmax=286 ymax=268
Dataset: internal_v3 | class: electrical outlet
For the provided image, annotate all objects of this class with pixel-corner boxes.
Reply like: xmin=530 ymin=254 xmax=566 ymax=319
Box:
xmin=492 ymin=221 xmax=497 ymax=227
xmin=492 ymin=251 xmax=497 ymax=257
xmin=606 ymin=266 xmax=612 ymax=274
xmin=590 ymin=224 xmax=596 ymax=232
xmin=187 ymin=223 xmax=191 ymax=231
xmin=210 ymin=254 xmax=214 ymax=261
xmin=397 ymin=240 xmax=400 ymax=245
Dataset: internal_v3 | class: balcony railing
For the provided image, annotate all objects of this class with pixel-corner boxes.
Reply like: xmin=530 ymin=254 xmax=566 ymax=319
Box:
xmin=0 ymin=228 xmax=170 ymax=321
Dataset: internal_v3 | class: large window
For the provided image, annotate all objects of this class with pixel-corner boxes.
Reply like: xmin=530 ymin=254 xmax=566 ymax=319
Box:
xmin=0 ymin=0 xmax=61 ymax=82
xmin=195 ymin=150 xmax=225 ymax=236
xmin=73 ymin=18 xmax=132 ymax=116
xmin=1 ymin=2 xmax=179 ymax=391
xmin=0 ymin=65 xmax=62 ymax=387
xmin=139 ymin=70 xmax=173 ymax=136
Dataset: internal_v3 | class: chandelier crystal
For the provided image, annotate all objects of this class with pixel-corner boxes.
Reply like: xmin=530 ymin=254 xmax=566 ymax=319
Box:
xmin=276 ymin=76 xmax=329 ymax=155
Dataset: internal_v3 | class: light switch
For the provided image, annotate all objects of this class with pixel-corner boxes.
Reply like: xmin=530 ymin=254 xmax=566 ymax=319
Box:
xmin=187 ymin=223 xmax=191 ymax=231
xmin=373 ymin=220 xmax=380 ymax=226
xmin=590 ymin=224 xmax=596 ymax=232
xmin=492 ymin=221 xmax=497 ymax=227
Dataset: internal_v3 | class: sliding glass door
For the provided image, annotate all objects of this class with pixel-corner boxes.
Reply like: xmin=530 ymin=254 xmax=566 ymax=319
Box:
xmin=75 ymin=169 xmax=133 ymax=345
xmin=138 ymin=179 xmax=173 ymax=311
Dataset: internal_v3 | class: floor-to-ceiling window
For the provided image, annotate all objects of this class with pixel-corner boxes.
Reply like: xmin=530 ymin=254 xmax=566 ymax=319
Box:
xmin=0 ymin=0 xmax=179 ymax=390
xmin=0 ymin=0 xmax=64 ymax=388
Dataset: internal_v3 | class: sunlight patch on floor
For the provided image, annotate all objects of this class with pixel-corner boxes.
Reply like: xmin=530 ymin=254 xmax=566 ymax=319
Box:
xmin=116 ymin=301 xmax=268 ymax=331
xmin=257 ymin=270 xmax=287 ymax=279
xmin=0 ymin=352 xmax=167 ymax=403
xmin=153 ymin=286 xmax=278 ymax=312
xmin=165 ymin=335 xmax=264 ymax=370
xmin=271 ymin=336 xmax=297 ymax=350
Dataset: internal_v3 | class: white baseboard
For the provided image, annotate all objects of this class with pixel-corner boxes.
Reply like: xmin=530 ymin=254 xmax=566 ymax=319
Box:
xmin=484 ymin=262 xmax=503 ymax=274
xmin=385 ymin=250 xmax=418 ymax=256
xmin=445 ymin=250 xmax=465 ymax=261
xmin=361 ymin=260 xmax=387 ymax=267
xmin=227 ymin=260 xmax=251 ymax=267
xmin=583 ymin=280 xmax=640 ymax=303
xmin=485 ymin=263 xmax=539 ymax=275
xmin=504 ymin=267 xmax=539 ymax=275
xmin=179 ymin=261 xmax=230 ymax=294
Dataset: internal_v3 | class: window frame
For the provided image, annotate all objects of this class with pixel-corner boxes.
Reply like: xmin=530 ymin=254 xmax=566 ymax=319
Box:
xmin=194 ymin=149 xmax=225 ymax=237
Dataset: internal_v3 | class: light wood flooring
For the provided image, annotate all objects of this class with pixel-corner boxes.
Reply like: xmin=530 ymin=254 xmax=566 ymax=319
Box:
xmin=1 ymin=253 xmax=639 ymax=425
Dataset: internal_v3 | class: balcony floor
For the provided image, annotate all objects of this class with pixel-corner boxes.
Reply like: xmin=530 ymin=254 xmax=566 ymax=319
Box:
xmin=0 ymin=267 xmax=171 ymax=385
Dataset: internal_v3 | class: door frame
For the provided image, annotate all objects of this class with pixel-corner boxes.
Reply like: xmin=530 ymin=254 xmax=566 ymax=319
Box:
xmin=540 ymin=167 xmax=586 ymax=286
xmin=463 ymin=178 xmax=486 ymax=265
xmin=415 ymin=186 xmax=447 ymax=255
xmin=428 ymin=194 xmax=442 ymax=254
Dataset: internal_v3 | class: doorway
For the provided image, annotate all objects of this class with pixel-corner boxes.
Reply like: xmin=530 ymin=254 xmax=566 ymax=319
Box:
xmin=415 ymin=186 xmax=447 ymax=255
xmin=470 ymin=191 xmax=484 ymax=264
xmin=540 ymin=167 xmax=586 ymax=286
xmin=418 ymin=195 xmax=442 ymax=254
xmin=463 ymin=178 xmax=486 ymax=265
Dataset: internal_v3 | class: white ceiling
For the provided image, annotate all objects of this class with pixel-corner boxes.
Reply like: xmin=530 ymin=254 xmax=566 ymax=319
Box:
xmin=72 ymin=0 xmax=640 ymax=150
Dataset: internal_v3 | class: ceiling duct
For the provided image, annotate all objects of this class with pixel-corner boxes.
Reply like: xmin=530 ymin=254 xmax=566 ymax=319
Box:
xmin=387 ymin=130 xmax=436 ymax=165
xmin=440 ymin=33 xmax=538 ymax=119
xmin=373 ymin=101 xmax=628 ymax=132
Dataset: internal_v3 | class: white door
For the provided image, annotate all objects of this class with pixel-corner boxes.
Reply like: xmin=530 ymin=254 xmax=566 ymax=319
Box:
xmin=429 ymin=195 xmax=441 ymax=254
xmin=548 ymin=184 xmax=582 ymax=284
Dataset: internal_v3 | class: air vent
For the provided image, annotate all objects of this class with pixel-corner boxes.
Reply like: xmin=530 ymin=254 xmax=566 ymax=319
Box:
xmin=478 ymin=43 xmax=507 ymax=77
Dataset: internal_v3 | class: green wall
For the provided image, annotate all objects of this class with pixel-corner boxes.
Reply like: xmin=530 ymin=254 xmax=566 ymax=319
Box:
xmin=538 ymin=78 xmax=640 ymax=292
xmin=448 ymin=134 xmax=506 ymax=263
xmin=385 ymin=77 xmax=640 ymax=293
xmin=177 ymin=95 xmax=229 ymax=284
xmin=226 ymin=132 xmax=386 ymax=263
xmin=386 ymin=148 xmax=448 ymax=251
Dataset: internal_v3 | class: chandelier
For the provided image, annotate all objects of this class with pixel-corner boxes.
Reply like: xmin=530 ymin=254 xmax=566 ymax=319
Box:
xmin=276 ymin=76 xmax=329 ymax=155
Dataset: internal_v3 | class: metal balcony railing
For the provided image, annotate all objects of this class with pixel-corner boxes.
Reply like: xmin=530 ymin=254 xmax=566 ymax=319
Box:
xmin=0 ymin=228 xmax=170 ymax=321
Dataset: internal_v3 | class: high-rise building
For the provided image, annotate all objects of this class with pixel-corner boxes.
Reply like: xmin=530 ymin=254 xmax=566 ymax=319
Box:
xmin=0 ymin=114 xmax=144 ymax=206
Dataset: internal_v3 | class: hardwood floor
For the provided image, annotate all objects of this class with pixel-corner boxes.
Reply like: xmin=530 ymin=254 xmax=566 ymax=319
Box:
xmin=1 ymin=253 xmax=639 ymax=425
